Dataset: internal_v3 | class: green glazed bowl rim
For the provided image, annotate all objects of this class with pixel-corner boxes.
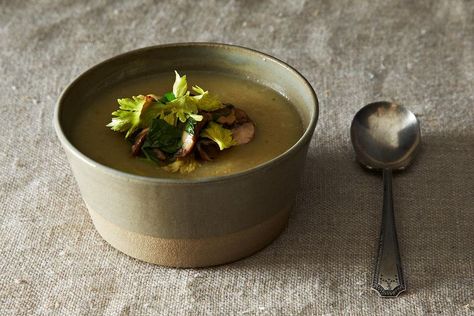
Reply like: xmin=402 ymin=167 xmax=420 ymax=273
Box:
xmin=54 ymin=42 xmax=319 ymax=184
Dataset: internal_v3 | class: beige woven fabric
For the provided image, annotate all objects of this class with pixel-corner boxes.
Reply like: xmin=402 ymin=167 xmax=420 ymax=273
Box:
xmin=1 ymin=0 xmax=473 ymax=315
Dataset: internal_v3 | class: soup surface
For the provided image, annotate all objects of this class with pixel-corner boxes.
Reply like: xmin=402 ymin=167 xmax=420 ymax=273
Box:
xmin=70 ymin=72 xmax=303 ymax=179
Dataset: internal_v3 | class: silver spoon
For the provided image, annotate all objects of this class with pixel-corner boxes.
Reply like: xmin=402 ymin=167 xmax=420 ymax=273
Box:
xmin=350 ymin=101 xmax=421 ymax=298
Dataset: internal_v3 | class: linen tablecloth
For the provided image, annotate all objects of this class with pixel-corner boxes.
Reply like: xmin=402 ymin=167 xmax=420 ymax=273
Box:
xmin=1 ymin=0 xmax=473 ymax=315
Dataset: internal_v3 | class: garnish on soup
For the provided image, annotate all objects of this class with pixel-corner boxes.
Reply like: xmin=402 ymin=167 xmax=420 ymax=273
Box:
xmin=107 ymin=71 xmax=255 ymax=174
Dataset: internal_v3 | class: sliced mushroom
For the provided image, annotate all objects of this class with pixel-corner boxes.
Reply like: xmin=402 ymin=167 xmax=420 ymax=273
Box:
xmin=234 ymin=107 xmax=251 ymax=124
xmin=232 ymin=122 xmax=255 ymax=145
xmin=196 ymin=139 xmax=220 ymax=161
xmin=152 ymin=148 xmax=167 ymax=161
xmin=175 ymin=113 xmax=212 ymax=157
xmin=214 ymin=105 xmax=236 ymax=126
xmin=217 ymin=110 xmax=236 ymax=125
xmin=140 ymin=95 xmax=155 ymax=114
xmin=131 ymin=128 xmax=149 ymax=156
xmin=147 ymin=94 xmax=159 ymax=101
xmin=202 ymin=104 xmax=236 ymax=126
xmin=178 ymin=130 xmax=195 ymax=157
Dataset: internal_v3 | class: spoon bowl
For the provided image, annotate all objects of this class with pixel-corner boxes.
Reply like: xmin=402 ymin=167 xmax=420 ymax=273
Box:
xmin=351 ymin=101 xmax=421 ymax=170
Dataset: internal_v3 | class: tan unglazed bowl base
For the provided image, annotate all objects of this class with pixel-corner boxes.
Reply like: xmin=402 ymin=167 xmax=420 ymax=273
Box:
xmin=88 ymin=206 xmax=290 ymax=268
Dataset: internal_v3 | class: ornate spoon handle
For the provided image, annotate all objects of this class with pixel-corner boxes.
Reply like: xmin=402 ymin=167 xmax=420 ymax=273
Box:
xmin=372 ymin=169 xmax=406 ymax=297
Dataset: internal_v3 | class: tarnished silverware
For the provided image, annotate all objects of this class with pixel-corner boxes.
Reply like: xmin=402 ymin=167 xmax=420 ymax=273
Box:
xmin=351 ymin=101 xmax=421 ymax=297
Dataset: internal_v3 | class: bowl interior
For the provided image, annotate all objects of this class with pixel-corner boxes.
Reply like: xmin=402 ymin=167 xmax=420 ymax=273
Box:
xmin=56 ymin=43 xmax=318 ymax=180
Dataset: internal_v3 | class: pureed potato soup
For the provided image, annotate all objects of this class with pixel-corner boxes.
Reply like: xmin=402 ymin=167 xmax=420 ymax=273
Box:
xmin=70 ymin=71 xmax=303 ymax=179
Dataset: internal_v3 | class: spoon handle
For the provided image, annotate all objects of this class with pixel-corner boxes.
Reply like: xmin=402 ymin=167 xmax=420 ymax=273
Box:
xmin=372 ymin=169 xmax=406 ymax=297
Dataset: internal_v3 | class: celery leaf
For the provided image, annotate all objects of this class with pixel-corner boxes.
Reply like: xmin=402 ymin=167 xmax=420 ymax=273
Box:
xmin=200 ymin=121 xmax=236 ymax=150
xmin=107 ymin=95 xmax=160 ymax=138
xmin=191 ymin=85 xmax=223 ymax=111
xmin=173 ymin=71 xmax=187 ymax=98
xmin=162 ymin=156 xmax=200 ymax=174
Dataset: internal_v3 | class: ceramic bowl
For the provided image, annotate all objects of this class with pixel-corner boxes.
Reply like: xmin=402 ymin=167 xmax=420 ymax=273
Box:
xmin=54 ymin=43 xmax=318 ymax=267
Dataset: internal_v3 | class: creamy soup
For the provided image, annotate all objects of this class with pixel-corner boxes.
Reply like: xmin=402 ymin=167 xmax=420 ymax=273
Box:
xmin=70 ymin=72 xmax=303 ymax=179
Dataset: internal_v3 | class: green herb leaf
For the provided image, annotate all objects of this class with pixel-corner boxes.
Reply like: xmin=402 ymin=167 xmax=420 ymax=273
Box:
xmin=189 ymin=114 xmax=203 ymax=122
xmin=184 ymin=117 xmax=197 ymax=135
xmin=200 ymin=121 xmax=236 ymax=150
xmin=141 ymin=102 xmax=164 ymax=128
xmin=191 ymin=85 xmax=223 ymax=111
xmin=173 ymin=71 xmax=187 ymax=98
xmin=163 ymin=92 xmax=176 ymax=102
xmin=142 ymin=119 xmax=182 ymax=156
xmin=158 ymin=94 xmax=199 ymax=125
xmin=107 ymin=95 xmax=160 ymax=138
